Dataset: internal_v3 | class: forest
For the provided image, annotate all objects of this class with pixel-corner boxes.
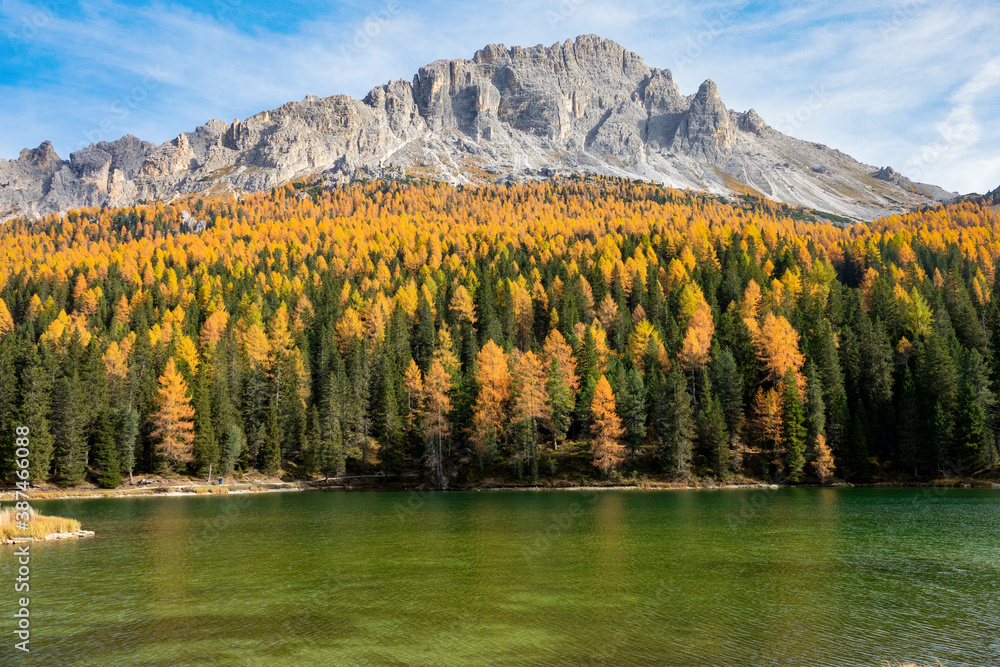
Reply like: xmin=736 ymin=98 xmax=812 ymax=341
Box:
xmin=0 ymin=177 xmax=998 ymax=488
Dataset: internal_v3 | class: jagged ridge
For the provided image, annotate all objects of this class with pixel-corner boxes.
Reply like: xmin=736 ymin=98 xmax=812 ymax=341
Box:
xmin=0 ymin=35 xmax=957 ymax=222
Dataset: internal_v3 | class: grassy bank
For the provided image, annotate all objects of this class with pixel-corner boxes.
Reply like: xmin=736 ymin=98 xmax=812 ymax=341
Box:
xmin=0 ymin=506 xmax=83 ymax=541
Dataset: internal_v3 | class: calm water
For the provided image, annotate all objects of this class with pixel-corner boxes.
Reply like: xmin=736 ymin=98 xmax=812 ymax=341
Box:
xmin=3 ymin=488 xmax=999 ymax=666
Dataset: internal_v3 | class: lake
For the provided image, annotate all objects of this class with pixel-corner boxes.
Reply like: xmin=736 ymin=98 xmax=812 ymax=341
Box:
xmin=3 ymin=487 xmax=999 ymax=665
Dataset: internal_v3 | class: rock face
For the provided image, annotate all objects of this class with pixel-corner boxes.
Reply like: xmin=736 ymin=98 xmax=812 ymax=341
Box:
xmin=0 ymin=35 xmax=957 ymax=222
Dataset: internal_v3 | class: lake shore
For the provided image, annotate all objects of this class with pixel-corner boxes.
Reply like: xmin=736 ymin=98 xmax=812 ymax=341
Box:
xmin=3 ymin=475 xmax=998 ymax=502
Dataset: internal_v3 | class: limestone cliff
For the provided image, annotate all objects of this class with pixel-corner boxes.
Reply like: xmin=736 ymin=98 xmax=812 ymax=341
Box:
xmin=0 ymin=35 xmax=956 ymax=222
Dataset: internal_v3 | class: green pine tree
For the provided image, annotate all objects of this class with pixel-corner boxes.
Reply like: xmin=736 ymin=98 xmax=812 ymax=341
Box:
xmin=192 ymin=365 xmax=218 ymax=476
xmin=119 ymin=406 xmax=139 ymax=484
xmin=782 ymin=369 xmax=807 ymax=482
xmin=93 ymin=410 xmax=122 ymax=488
xmin=619 ymin=368 xmax=647 ymax=457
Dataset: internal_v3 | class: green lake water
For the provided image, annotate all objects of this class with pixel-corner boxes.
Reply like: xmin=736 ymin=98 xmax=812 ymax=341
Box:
xmin=3 ymin=487 xmax=999 ymax=666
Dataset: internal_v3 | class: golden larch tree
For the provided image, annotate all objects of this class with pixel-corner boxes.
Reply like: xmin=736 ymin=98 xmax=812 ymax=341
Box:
xmin=511 ymin=350 xmax=550 ymax=459
xmin=199 ymin=308 xmax=230 ymax=353
xmin=811 ymin=433 xmax=836 ymax=483
xmin=749 ymin=387 xmax=784 ymax=471
xmin=0 ymin=298 xmax=13 ymax=337
xmin=542 ymin=329 xmax=579 ymax=394
xmin=151 ymin=358 xmax=196 ymax=468
xmin=590 ymin=374 xmax=625 ymax=475
xmin=422 ymin=359 xmax=453 ymax=486
xmin=471 ymin=340 xmax=511 ymax=456
xmin=403 ymin=359 xmax=424 ymax=425
xmin=450 ymin=284 xmax=477 ymax=324
xmin=753 ymin=312 xmax=805 ymax=387
xmin=678 ymin=298 xmax=714 ymax=371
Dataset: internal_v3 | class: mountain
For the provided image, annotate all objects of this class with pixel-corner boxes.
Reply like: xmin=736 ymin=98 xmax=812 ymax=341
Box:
xmin=953 ymin=184 xmax=1000 ymax=210
xmin=0 ymin=35 xmax=958 ymax=222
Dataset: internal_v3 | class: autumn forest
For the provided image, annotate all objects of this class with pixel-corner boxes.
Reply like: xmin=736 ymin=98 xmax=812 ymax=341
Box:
xmin=1 ymin=178 xmax=998 ymax=488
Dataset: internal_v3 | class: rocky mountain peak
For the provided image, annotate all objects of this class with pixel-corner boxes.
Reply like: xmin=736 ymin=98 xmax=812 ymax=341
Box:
xmin=673 ymin=79 xmax=736 ymax=160
xmin=734 ymin=109 xmax=768 ymax=136
xmin=0 ymin=35 xmax=956 ymax=222
xmin=874 ymin=165 xmax=904 ymax=184
xmin=18 ymin=141 xmax=63 ymax=172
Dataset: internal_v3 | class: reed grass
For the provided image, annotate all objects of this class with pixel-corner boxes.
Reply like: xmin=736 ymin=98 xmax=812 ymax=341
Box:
xmin=0 ymin=506 xmax=81 ymax=541
xmin=191 ymin=486 xmax=230 ymax=495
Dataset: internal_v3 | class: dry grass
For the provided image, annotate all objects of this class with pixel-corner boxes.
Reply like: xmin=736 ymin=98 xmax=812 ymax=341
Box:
xmin=4 ymin=488 xmax=157 ymax=500
xmin=190 ymin=486 xmax=230 ymax=495
xmin=0 ymin=506 xmax=81 ymax=541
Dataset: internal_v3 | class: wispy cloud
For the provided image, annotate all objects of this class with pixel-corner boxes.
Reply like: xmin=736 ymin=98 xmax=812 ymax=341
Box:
xmin=0 ymin=0 xmax=997 ymax=193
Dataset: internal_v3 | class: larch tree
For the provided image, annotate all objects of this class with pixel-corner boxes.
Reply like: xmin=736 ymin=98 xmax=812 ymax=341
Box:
xmin=678 ymin=297 xmax=714 ymax=372
xmin=0 ymin=298 xmax=13 ymax=338
xmin=590 ymin=374 xmax=625 ymax=476
xmin=511 ymin=350 xmax=550 ymax=477
xmin=151 ymin=358 xmax=196 ymax=470
xmin=754 ymin=312 xmax=806 ymax=387
xmin=422 ymin=359 xmax=453 ymax=487
xmin=471 ymin=340 xmax=511 ymax=458
xmin=749 ymin=387 xmax=784 ymax=478
xmin=543 ymin=329 xmax=578 ymax=448
xmin=811 ymin=434 xmax=836 ymax=483
xmin=403 ymin=359 xmax=424 ymax=428
xmin=450 ymin=284 xmax=478 ymax=325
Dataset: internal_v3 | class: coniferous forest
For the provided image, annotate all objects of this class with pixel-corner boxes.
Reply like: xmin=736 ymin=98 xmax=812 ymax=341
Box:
xmin=1 ymin=178 xmax=998 ymax=488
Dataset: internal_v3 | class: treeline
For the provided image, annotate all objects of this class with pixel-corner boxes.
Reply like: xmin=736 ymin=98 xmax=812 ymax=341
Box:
xmin=0 ymin=178 xmax=998 ymax=487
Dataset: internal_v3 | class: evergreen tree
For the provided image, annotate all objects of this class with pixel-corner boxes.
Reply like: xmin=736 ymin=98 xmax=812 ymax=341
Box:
xmin=119 ymin=406 xmax=139 ymax=484
xmin=619 ymin=368 xmax=647 ymax=458
xmin=0 ymin=338 xmax=19 ymax=482
xmin=220 ymin=424 xmax=244 ymax=477
xmin=192 ymin=365 xmax=218 ymax=476
xmin=545 ymin=357 xmax=575 ymax=448
xmin=258 ymin=401 xmax=282 ymax=474
xmin=931 ymin=400 xmax=951 ymax=472
xmin=656 ymin=366 xmax=694 ymax=476
xmin=52 ymin=371 xmax=89 ymax=486
xmin=17 ymin=349 xmax=55 ymax=482
xmin=955 ymin=377 xmax=986 ymax=469
xmin=709 ymin=345 xmax=743 ymax=436
xmin=93 ymin=410 xmax=122 ymax=488
xmin=697 ymin=392 xmax=730 ymax=478
xmin=959 ymin=349 xmax=997 ymax=469
xmin=804 ymin=362 xmax=826 ymax=448
xmin=846 ymin=403 xmax=872 ymax=481
xmin=781 ymin=369 xmax=807 ymax=482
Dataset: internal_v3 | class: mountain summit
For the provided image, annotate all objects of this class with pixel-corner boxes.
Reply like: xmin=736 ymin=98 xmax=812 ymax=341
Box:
xmin=0 ymin=35 xmax=956 ymax=222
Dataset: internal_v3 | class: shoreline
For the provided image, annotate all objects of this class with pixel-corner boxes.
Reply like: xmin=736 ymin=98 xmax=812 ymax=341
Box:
xmin=2 ymin=530 xmax=95 ymax=545
xmin=3 ymin=478 xmax=997 ymax=502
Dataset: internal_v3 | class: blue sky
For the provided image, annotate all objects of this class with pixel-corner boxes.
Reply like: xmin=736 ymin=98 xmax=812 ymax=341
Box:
xmin=1 ymin=0 xmax=998 ymax=193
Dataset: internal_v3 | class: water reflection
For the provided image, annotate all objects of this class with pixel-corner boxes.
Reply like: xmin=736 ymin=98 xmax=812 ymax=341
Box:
xmin=8 ymin=488 xmax=999 ymax=666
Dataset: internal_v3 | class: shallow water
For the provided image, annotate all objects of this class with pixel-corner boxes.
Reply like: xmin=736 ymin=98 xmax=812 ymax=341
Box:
xmin=3 ymin=487 xmax=999 ymax=665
